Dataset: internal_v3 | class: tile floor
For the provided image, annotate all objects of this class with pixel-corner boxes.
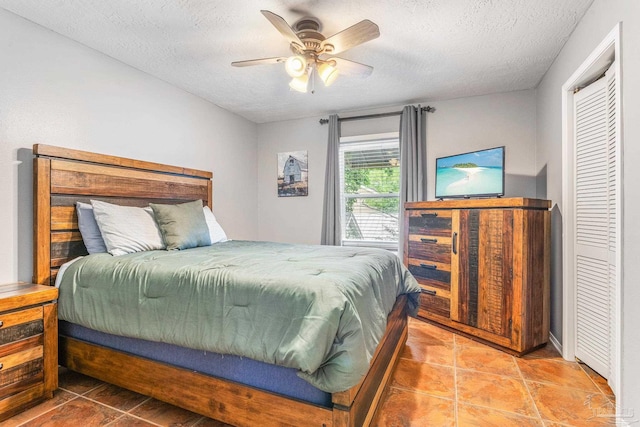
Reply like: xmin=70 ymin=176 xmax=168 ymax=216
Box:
xmin=3 ymin=318 xmax=616 ymax=426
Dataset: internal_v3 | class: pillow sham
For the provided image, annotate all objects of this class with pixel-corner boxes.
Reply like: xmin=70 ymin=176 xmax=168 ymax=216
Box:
xmin=91 ymin=200 xmax=165 ymax=256
xmin=76 ymin=202 xmax=108 ymax=254
xmin=149 ymin=200 xmax=211 ymax=250
xmin=203 ymin=206 xmax=228 ymax=244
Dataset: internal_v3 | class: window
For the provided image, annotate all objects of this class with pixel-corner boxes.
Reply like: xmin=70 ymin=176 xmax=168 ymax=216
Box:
xmin=339 ymin=133 xmax=400 ymax=250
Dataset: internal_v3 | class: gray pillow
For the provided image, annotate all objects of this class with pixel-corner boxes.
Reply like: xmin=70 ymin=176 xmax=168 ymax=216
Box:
xmin=149 ymin=200 xmax=211 ymax=250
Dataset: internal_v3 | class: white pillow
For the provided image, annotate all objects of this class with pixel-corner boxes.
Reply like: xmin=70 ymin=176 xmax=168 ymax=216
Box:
xmin=91 ymin=200 xmax=165 ymax=256
xmin=203 ymin=206 xmax=228 ymax=244
xmin=76 ymin=202 xmax=108 ymax=254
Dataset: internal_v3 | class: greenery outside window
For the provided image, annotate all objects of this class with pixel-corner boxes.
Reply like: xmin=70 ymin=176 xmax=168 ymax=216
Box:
xmin=339 ymin=133 xmax=400 ymax=250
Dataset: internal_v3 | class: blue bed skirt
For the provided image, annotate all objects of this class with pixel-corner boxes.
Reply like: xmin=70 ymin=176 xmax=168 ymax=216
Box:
xmin=59 ymin=320 xmax=332 ymax=407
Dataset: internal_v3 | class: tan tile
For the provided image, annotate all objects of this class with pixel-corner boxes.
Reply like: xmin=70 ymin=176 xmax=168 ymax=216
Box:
xmin=402 ymin=338 xmax=455 ymax=366
xmin=579 ymin=363 xmax=615 ymax=397
xmin=454 ymin=334 xmax=491 ymax=348
xmin=455 ymin=343 xmax=520 ymax=377
xmin=20 ymin=397 xmax=121 ymax=426
xmin=1 ymin=390 xmax=77 ymax=427
xmin=129 ymin=398 xmax=202 ymax=427
xmin=528 ymin=381 xmax=614 ymax=426
xmin=372 ymin=387 xmax=455 ymax=427
xmin=408 ymin=318 xmax=455 ymax=344
xmin=391 ymin=358 xmax=455 ymax=399
xmin=457 ymin=402 xmax=543 ymax=426
xmin=108 ymin=414 xmax=158 ymax=426
xmin=457 ymin=370 xmax=538 ymax=417
xmin=84 ymin=383 xmax=149 ymax=412
xmin=517 ymin=358 xmax=600 ymax=392
xmin=58 ymin=366 xmax=104 ymax=395
xmin=522 ymin=344 xmax=563 ymax=361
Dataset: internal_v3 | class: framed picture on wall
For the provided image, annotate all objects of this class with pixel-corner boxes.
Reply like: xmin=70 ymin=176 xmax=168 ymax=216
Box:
xmin=277 ymin=151 xmax=308 ymax=197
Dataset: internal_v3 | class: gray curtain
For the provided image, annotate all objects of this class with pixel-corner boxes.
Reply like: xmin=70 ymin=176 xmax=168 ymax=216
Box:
xmin=321 ymin=114 xmax=341 ymax=245
xmin=399 ymin=106 xmax=427 ymax=255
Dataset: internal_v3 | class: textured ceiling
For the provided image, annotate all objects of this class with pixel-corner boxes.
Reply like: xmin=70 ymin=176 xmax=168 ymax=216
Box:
xmin=1 ymin=0 xmax=594 ymax=123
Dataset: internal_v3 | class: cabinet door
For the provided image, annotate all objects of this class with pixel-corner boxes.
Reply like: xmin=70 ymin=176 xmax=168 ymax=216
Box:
xmin=451 ymin=209 xmax=514 ymax=339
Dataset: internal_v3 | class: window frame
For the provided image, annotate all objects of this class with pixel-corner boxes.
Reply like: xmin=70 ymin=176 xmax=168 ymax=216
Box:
xmin=339 ymin=132 xmax=400 ymax=250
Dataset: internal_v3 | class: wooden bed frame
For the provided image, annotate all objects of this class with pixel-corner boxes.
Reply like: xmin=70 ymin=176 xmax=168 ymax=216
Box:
xmin=32 ymin=144 xmax=409 ymax=427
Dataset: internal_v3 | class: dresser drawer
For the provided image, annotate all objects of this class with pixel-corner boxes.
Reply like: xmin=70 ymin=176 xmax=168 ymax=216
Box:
xmin=407 ymin=259 xmax=451 ymax=291
xmin=407 ymin=210 xmax=452 ymax=237
xmin=407 ymin=235 xmax=452 ymax=264
xmin=418 ymin=288 xmax=450 ymax=319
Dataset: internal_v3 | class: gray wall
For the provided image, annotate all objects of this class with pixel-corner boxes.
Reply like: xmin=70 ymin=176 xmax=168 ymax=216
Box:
xmin=0 ymin=9 xmax=258 ymax=284
xmin=536 ymin=0 xmax=640 ymax=411
xmin=256 ymin=90 xmax=538 ymax=244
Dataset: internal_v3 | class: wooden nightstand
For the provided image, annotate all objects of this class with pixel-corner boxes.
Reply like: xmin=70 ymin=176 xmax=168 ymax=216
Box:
xmin=0 ymin=283 xmax=58 ymax=421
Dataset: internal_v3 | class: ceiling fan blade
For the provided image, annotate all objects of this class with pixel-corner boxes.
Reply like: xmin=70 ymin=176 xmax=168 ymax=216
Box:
xmin=331 ymin=57 xmax=374 ymax=78
xmin=321 ymin=20 xmax=380 ymax=54
xmin=231 ymin=57 xmax=286 ymax=67
xmin=260 ymin=10 xmax=305 ymax=50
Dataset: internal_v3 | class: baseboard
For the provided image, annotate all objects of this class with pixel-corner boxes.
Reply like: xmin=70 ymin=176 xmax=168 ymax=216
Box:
xmin=549 ymin=333 xmax=563 ymax=357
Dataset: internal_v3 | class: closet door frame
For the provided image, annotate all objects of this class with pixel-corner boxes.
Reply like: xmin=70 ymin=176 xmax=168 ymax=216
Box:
xmin=561 ymin=23 xmax=622 ymax=398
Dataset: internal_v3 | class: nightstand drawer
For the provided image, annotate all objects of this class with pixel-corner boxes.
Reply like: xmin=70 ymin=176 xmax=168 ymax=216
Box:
xmin=0 ymin=283 xmax=57 ymax=421
xmin=0 ymin=307 xmax=43 ymax=348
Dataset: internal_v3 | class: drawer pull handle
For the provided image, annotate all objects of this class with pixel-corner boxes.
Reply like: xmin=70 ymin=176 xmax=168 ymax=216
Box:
xmin=452 ymin=232 xmax=458 ymax=255
xmin=420 ymin=238 xmax=438 ymax=243
xmin=421 ymin=212 xmax=438 ymax=218
xmin=420 ymin=263 xmax=437 ymax=270
xmin=0 ymin=320 xmax=3 ymax=328
xmin=0 ymin=363 xmax=3 ymax=370
xmin=421 ymin=289 xmax=437 ymax=296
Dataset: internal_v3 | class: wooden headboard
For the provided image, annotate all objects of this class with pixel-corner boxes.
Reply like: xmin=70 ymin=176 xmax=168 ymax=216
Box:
xmin=33 ymin=144 xmax=213 ymax=286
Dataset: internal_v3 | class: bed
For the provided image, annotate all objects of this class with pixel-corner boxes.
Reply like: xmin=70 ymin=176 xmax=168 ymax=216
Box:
xmin=32 ymin=144 xmax=419 ymax=427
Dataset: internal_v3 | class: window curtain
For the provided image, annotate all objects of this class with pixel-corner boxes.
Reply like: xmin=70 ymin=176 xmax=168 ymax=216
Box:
xmin=399 ymin=106 xmax=428 ymax=255
xmin=321 ymin=114 xmax=341 ymax=245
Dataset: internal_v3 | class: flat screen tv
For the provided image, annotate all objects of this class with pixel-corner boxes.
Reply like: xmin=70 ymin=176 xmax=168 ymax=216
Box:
xmin=435 ymin=146 xmax=505 ymax=199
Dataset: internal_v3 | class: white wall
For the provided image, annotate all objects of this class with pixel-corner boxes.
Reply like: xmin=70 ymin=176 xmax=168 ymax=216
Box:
xmin=257 ymin=90 xmax=537 ymax=244
xmin=536 ymin=0 xmax=640 ymax=412
xmin=0 ymin=9 xmax=258 ymax=284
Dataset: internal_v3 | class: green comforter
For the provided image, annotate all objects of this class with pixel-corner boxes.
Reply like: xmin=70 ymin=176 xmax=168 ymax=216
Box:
xmin=57 ymin=240 xmax=420 ymax=392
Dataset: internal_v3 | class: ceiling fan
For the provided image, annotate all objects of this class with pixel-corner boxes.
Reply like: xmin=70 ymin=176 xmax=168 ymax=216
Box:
xmin=232 ymin=10 xmax=380 ymax=93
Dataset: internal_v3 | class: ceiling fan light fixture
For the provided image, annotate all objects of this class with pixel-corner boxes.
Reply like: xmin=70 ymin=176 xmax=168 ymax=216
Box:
xmin=285 ymin=55 xmax=307 ymax=77
xmin=318 ymin=62 xmax=339 ymax=86
xmin=289 ymin=73 xmax=309 ymax=93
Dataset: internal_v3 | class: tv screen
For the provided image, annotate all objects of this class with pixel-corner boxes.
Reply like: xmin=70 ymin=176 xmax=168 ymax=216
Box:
xmin=435 ymin=146 xmax=505 ymax=199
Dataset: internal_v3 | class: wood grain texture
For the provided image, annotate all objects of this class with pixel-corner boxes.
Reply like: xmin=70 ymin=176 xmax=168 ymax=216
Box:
xmin=450 ymin=210 xmax=460 ymax=322
xmin=33 ymin=158 xmax=51 ymax=285
xmin=0 ymin=321 xmax=43 ymax=346
xmin=34 ymin=144 xmax=211 ymax=179
xmin=0 ymin=360 xmax=43 ymax=399
xmin=43 ymin=302 xmax=58 ymax=396
xmin=405 ymin=198 xmax=551 ymax=210
xmin=0 ymin=384 xmax=45 ymax=422
xmin=0 ymin=284 xmax=58 ymax=419
xmin=404 ymin=199 xmax=550 ymax=355
xmin=0 ymin=285 xmax=57 ymax=314
xmin=61 ymin=336 xmax=334 ymax=427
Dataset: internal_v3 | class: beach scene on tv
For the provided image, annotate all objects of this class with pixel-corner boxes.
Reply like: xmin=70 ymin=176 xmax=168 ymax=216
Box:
xmin=435 ymin=147 xmax=504 ymax=198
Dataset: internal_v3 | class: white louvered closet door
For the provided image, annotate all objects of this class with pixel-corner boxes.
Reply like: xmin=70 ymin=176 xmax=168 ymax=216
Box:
xmin=573 ymin=64 xmax=617 ymax=379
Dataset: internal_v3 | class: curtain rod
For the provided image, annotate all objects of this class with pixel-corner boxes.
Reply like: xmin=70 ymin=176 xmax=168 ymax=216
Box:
xmin=319 ymin=105 xmax=435 ymax=125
